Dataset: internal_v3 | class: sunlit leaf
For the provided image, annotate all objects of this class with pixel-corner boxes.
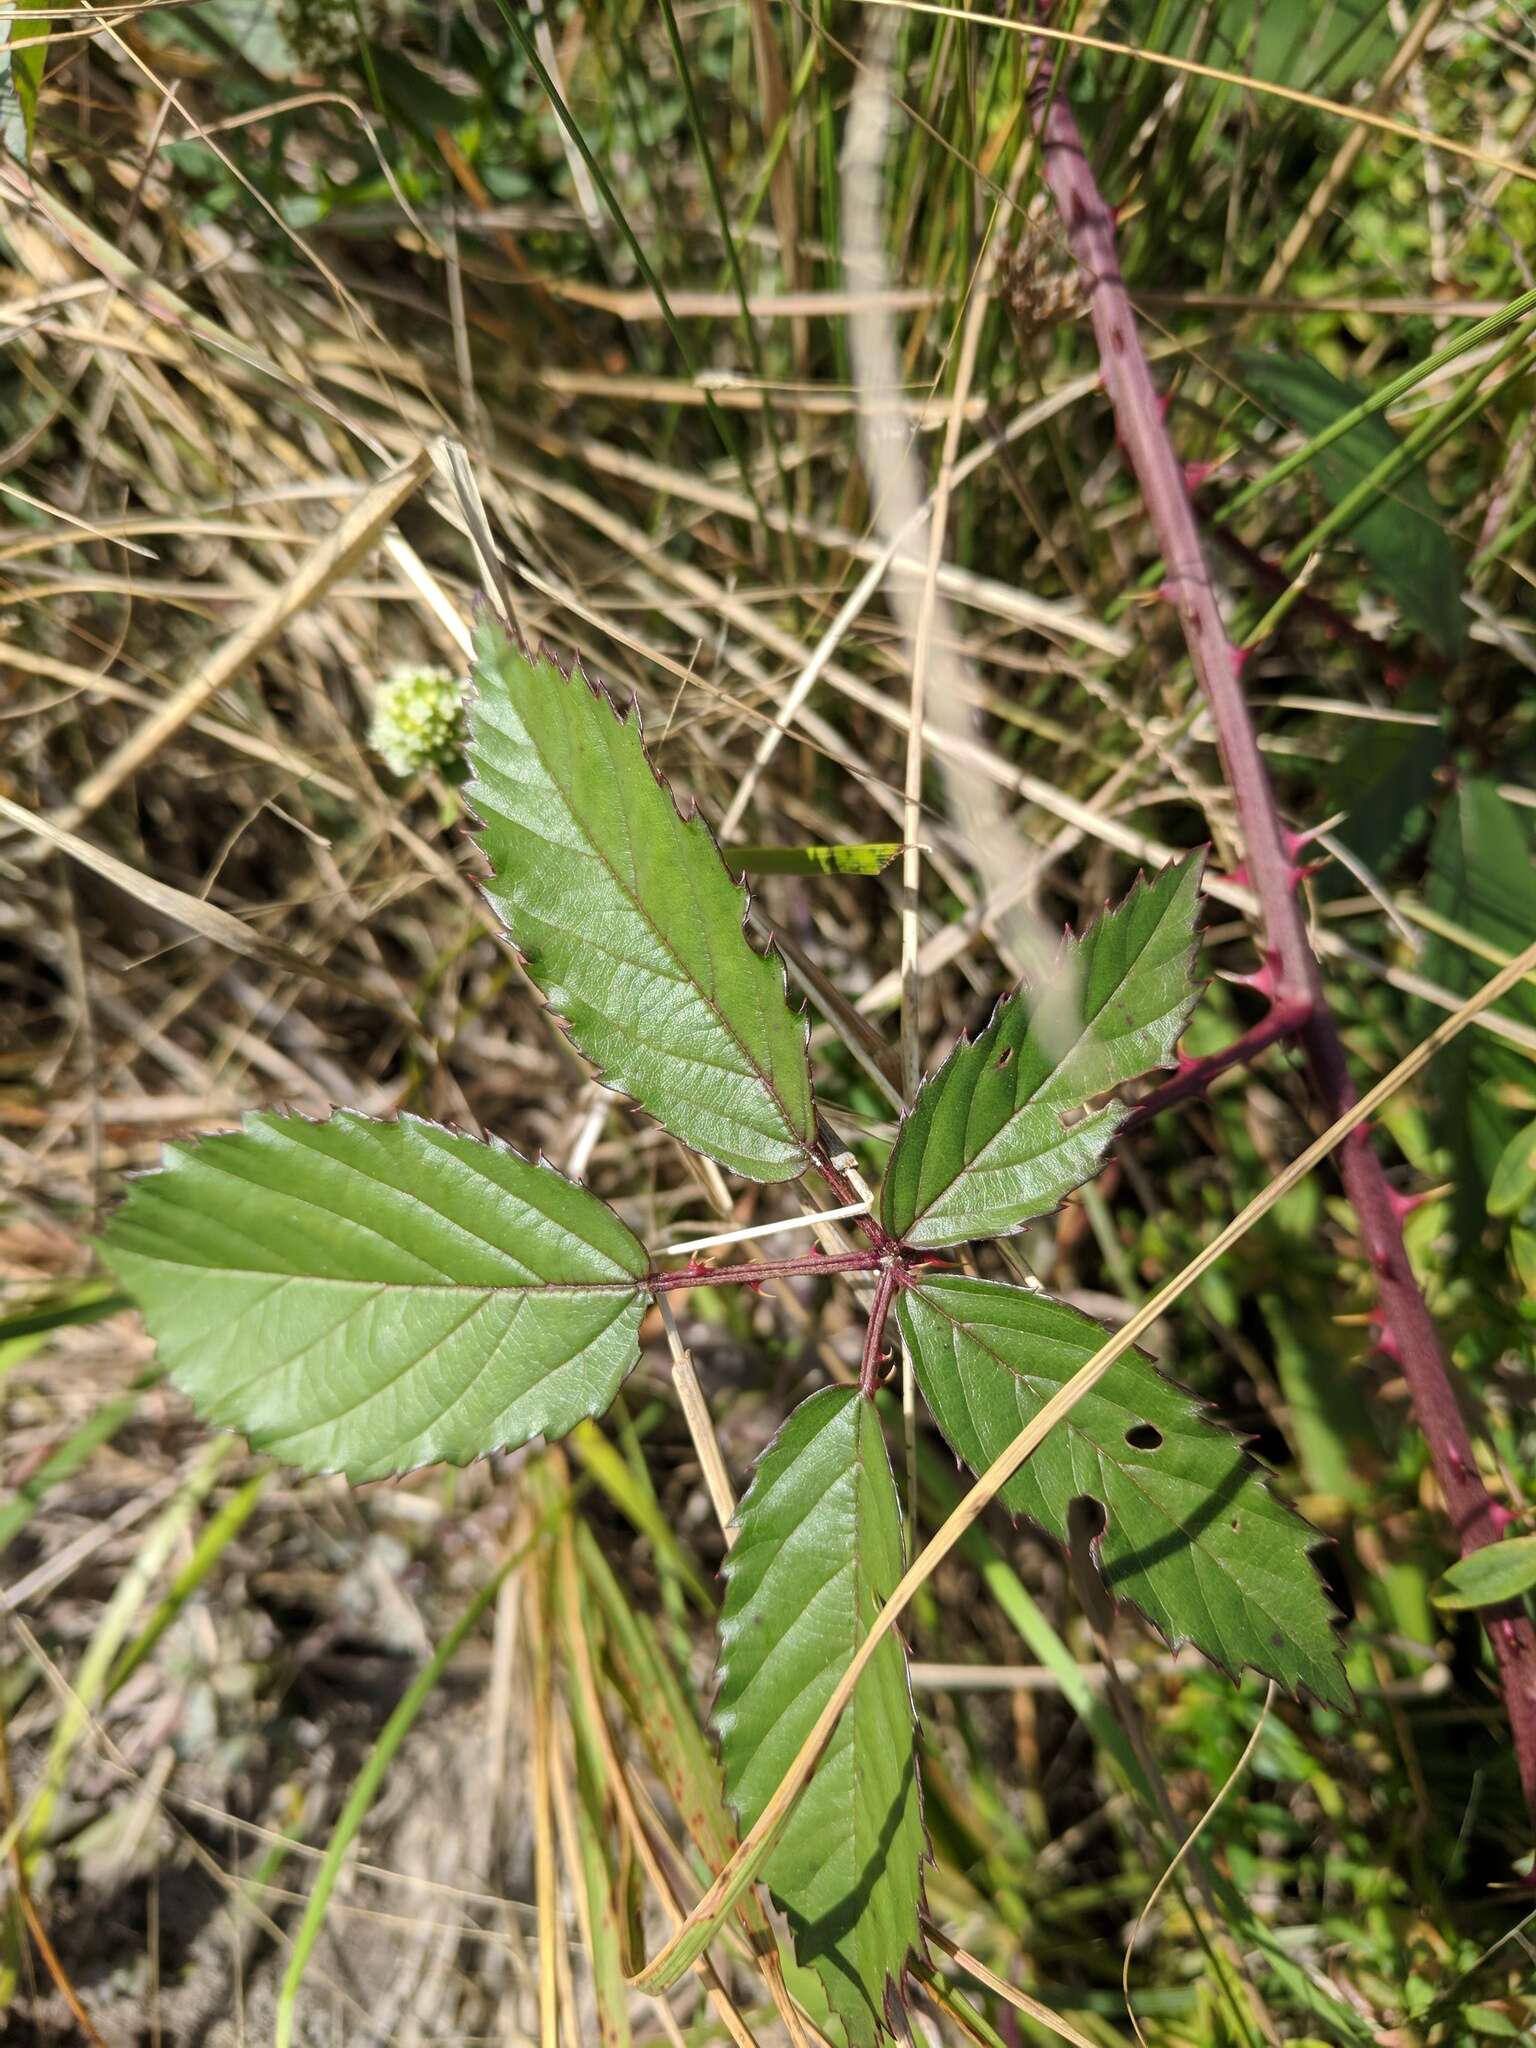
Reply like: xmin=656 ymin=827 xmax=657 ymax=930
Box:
xmin=729 ymin=843 xmax=901 ymax=878
xmin=715 ymin=1388 xmax=923 ymax=2045
xmin=898 ymin=1275 xmax=1348 ymax=1705
xmin=100 ymin=1111 xmax=648 ymax=1482
xmin=468 ymin=622 xmax=817 ymax=1182
xmin=880 ymin=857 xmax=1202 ymax=1248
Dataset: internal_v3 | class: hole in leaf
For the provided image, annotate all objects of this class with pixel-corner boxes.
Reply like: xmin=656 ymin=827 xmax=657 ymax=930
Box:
xmin=1068 ymin=1494 xmax=1107 ymax=1546
xmin=1124 ymin=1422 xmax=1163 ymax=1451
xmin=996 ymin=1046 xmax=1014 ymax=1069
xmin=1231 ymin=1517 xmax=1241 ymax=1532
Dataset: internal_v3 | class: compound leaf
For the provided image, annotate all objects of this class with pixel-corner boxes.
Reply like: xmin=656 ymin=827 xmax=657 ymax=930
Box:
xmin=468 ymin=622 xmax=816 ymax=1182
xmin=715 ymin=1387 xmax=923 ymax=2045
xmin=881 ymin=857 xmax=1202 ymax=1248
xmin=100 ymin=1111 xmax=648 ymax=1482
xmin=899 ymin=1275 xmax=1347 ymax=1705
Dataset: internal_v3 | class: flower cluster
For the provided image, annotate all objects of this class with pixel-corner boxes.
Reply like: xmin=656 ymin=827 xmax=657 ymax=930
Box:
xmin=369 ymin=664 xmax=467 ymax=778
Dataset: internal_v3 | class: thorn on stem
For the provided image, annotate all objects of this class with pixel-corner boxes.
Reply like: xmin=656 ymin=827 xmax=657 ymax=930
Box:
xmin=1387 ymin=1184 xmax=1432 ymax=1224
xmin=1368 ymin=1311 xmax=1404 ymax=1365
xmin=1233 ymin=953 xmax=1283 ymax=1002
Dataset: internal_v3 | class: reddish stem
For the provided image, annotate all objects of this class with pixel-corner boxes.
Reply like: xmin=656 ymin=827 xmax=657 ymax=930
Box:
xmin=1125 ymin=999 xmax=1311 ymax=1127
xmin=859 ymin=1262 xmax=901 ymax=1398
xmin=1028 ymin=46 xmax=1536 ymax=1821
xmin=812 ymin=1140 xmax=899 ymax=1253
xmin=647 ymin=1248 xmax=884 ymax=1293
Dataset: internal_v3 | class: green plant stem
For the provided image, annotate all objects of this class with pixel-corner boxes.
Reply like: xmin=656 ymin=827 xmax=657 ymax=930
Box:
xmin=491 ymin=0 xmax=770 ymax=536
xmin=654 ymin=0 xmax=797 ymax=577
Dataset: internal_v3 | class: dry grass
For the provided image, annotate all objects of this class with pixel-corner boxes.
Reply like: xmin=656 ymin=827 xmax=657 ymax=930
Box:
xmin=4 ymin=3 xmax=1536 ymax=2043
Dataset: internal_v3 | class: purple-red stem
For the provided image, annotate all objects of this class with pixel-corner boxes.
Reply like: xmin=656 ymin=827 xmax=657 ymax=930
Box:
xmin=1028 ymin=48 xmax=1536 ymax=1821
xmin=1126 ymin=999 xmax=1311 ymax=1128
xmin=811 ymin=1139 xmax=900 ymax=1253
xmin=859 ymin=1262 xmax=902 ymax=1398
xmin=647 ymin=1248 xmax=884 ymax=1293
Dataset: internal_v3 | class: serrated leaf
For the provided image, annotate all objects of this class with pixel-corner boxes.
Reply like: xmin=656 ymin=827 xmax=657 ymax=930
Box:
xmin=1431 ymin=1535 xmax=1536 ymax=1611
xmin=467 ymin=622 xmax=816 ymax=1183
xmin=730 ymin=842 xmax=901 ymax=878
xmin=715 ymin=1388 xmax=923 ymax=2045
xmin=99 ymin=1111 xmax=648 ymax=1482
xmin=898 ymin=1275 xmax=1347 ymax=1705
xmin=1240 ymin=351 xmax=1465 ymax=657
xmin=880 ymin=857 xmax=1203 ymax=1249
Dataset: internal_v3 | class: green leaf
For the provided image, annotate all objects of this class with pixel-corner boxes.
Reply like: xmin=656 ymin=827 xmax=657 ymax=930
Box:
xmin=715 ymin=1388 xmax=923 ymax=2045
xmin=468 ymin=622 xmax=816 ymax=1183
xmin=1430 ymin=1535 xmax=1536 ymax=1611
xmin=880 ymin=857 xmax=1203 ymax=1249
xmin=1239 ymin=351 xmax=1466 ymax=657
xmin=898 ymin=1275 xmax=1347 ymax=1705
xmin=1489 ymin=1116 xmax=1536 ymax=1219
xmin=1510 ymin=1226 xmax=1536 ymax=1297
xmin=1318 ymin=677 xmax=1444 ymax=901
xmin=2 ymin=0 xmax=51 ymax=160
xmin=99 ymin=1111 xmax=648 ymax=1482
xmin=1420 ymin=783 xmax=1536 ymax=1235
xmin=729 ymin=843 xmax=901 ymax=878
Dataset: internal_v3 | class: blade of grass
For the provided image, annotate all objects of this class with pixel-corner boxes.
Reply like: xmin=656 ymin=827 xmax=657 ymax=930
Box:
xmin=106 ymin=1470 xmax=271 ymax=1694
xmin=20 ymin=1435 xmax=233 ymax=1861
xmin=0 ymin=1398 xmax=137 ymax=1555
xmin=654 ymin=0 xmax=796 ymax=574
xmin=489 ymin=0 xmax=771 ymax=540
xmin=272 ymin=1487 xmax=581 ymax=2048
xmin=858 ymin=0 xmax=1536 ymax=185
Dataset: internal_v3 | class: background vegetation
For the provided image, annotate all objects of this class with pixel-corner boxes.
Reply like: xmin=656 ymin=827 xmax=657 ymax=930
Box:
xmin=3 ymin=1 xmax=1535 ymax=2042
